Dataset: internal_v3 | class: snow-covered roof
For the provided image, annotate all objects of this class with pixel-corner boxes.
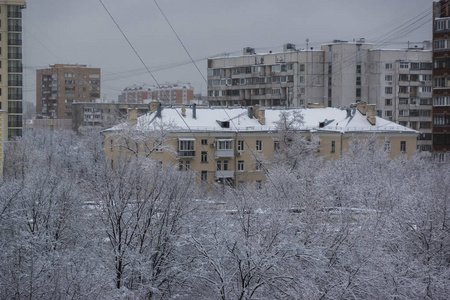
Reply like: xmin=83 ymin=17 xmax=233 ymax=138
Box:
xmin=106 ymin=106 xmax=418 ymax=134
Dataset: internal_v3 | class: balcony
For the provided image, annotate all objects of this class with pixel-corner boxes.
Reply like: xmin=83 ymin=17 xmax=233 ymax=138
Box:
xmin=8 ymin=53 xmax=22 ymax=59
xmin=8 ymin=67 xmax=23 ymax=73
xmin=215 ymin=170 xmax=234 ymax=179
xmin=8 ymin=12 xmax=22 ymax=18
xmin=8 ymin=81 xmax=22 ymax=86
xmin=8 ymin=26 xmax=22 ymax=32
xmin=178 ymin=150 xmax=195 ymax=158
xmin=215 ymin=149 xmax=234 ymax=157
xmin=8 ymin=39 xmax=22 ymax=46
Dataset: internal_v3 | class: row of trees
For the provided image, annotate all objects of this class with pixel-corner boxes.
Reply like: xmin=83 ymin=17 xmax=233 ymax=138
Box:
xmin=0 ymin=127 xmax=449 ymax=299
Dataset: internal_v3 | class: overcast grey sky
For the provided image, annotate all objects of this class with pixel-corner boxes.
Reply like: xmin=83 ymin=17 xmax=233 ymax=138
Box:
xmin=23 ymin=0 xmax=432 ymax=103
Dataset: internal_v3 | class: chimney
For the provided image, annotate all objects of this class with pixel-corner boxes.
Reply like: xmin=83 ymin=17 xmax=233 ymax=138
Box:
xmin=252 ymin=105 xmax=260 ymax=119
xmin=150 ymin=101 xmax=158 ymax=113
xmin=356 ymin=101 xmax=367 ymax=115
xmin=366 ymin=104 xmax=376 ymax=125
xmin=193 ymin=103 xmax=197 ymax=119
xmin=128 ymin=109 xmax=138 ymax=124
xmin=181 ymin=104 xmax=186 ymax=117
xmin=258 ymin=108 xmax=266 ymax=125
xmin=156 ymin=102 xmax=162 ymax=118
xmin=346 ymin=108 xmax=351 ymax=118
xmin=247 ymin=107 xmax=254 ymax=119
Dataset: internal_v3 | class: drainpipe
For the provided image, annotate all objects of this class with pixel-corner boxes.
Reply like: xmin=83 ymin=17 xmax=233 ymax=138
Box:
xmin=234 ymin=131 xmax=238 ymax=188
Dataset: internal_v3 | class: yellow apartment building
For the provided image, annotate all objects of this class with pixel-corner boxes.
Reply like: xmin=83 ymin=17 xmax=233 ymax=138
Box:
xmin=0 ymin=0 xmax=26 ymax=139
xmin=103 ymin=102 xmax=419 ymax=188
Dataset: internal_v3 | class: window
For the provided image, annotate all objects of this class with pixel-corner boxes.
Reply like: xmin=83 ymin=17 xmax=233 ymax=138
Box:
xmin=237 ymin=140 xmax=245 ymax=151
xmin=179 ymin=161 xmax=184 ymax=171
xmin=384 ymin=141 xmax=391 ymax=152
xmin=400 ymin=62 xmax=409 ymax=69
xmin=223 ymin=160 xmax=229 ymax=171
xmin=300 ymin=64 xmax=305 ymax=72
xmin=385 ymin=99 xmax=392 ymax=106
xmin=385 ymin=110 xmax=392 ymax=117
xmin=356 ymin=88 xmax=361 ymax=98
xmin=201 ymin=171 xmax=208 ymax=182
xmin=356 ymin=77 xmax=361 ymax=85
xmin=65 ymin=73 xmax=75 ymax=78
xmin=89 ymin=74 xmax=100 ymax=78
xmin=385 ymin=87 xmax=392 ymax=94
xmin=201 ymin=151 xmax=208 ymax=163
xmin=331 ymin=141 xmax=335 ymax=153
xmin=385 ymin=75 xmax=393 ymax=82
xmin=255 ymin=160 xmax=263 ymax=171
xmin=399 ymin=110 xmax=409 ymax=116
xmin=399 ymin=86 xmax=408 ymax=93
xmin=256 ymin=140 xmax=263 ymax=151
xmin=420 ymin=86 xmax=432 ymax=93
xmin=274 ymin=140 xmax=280 ymax=151
xmin=300 ymin=76 xmax=305 ymax=83
xmin=110 ymin=139 xmax=114 ymax=151
xmin=434 ymin=39 xmax=447 ymax=50
xmin=238 ymin=160 xmax=244 ymax=171
xmin=217 ymin=139 xmax=232 ymax=150
xmin=356 ymin=64 xmax=361 ymax=74
xmin=399 ymin=98 xmax=408 ymax=105
xmin=400 ymin=141 xmax=406 ymax=153
xmin=256 ymin=180 xmax=262 ymax=190
xmin=217 ymin=161 xmax=222 ymax=170
xmin=179 ymin=139 xmax=195 ymax=156
xmin=385 ymin=63 xmax=393 ymax=70
xmin=185 ymin=161 xmax=190 ymax=171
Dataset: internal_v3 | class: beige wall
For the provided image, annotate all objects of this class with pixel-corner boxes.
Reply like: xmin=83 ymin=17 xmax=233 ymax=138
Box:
xmin=104 ymin=129 xmax=418 ymax=188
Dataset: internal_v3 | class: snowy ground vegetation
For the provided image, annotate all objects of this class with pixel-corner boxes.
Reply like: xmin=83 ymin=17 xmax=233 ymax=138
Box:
xmin=0 ymin=128 xmax=449 ymax=299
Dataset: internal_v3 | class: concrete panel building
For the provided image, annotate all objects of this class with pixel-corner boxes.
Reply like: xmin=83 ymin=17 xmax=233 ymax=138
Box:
xmin=207 ymin=41 xmax=432 ymax=151
xmin=433 ymin=0 xmax=450 ymax=158
xmin=118 ymin=83 xmax=194 ymax=104
xmin=0 ymin=0 xmax=26 ymax=139
xmin=36 ymin=64 xmax=101 ymax=119
xmin=71 ymin=102 xmax=151 ymax=131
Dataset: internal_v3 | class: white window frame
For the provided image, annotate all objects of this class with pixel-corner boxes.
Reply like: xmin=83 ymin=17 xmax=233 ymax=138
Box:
xmin=256 ymin=140 xmax=263 ymax=151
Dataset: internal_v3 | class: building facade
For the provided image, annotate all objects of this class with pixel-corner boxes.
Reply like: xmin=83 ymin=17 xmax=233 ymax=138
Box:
xmin=104 ymin=103 xmax=419 ymax=188
xmin=207 ymin=41 xmax=432 ymax=151
xmin=433 ymin=0 xmax=450 ymax=158
xmin=71 ymin=102 xmax=151 ymax=131
xmin=0 ymin=0 xmax=26 ymax=139
xmin=118 ymin=84 xmax=151 ymax=103
xmin=118 ymin=82 xmax=194 ymax=104
xmin=36 ymin=64 xmax=101 ymax=119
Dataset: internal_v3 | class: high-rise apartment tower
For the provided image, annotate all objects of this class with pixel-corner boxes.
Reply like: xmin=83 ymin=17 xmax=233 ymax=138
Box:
xmin=0 ymin=0 xmax=26 ymax=139
xmin=36 ymin=64 xmax=101 ymax=119
xmin=433 ymin=0 xmax=450 ymax=158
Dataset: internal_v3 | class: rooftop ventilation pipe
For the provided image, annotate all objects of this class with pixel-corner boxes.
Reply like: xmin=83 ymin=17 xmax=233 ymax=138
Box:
xmin=193 ymin=103 xmax=197 ymax=119
xmin=247 ymin=107 xmax=253 ymax=119
xmin=156 ymin=102 xmax=162 ymax=118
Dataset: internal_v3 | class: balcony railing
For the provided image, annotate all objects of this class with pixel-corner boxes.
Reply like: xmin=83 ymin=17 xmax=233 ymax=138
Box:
xmin=8 ymin=53 xmax=22 ymax=59
xmin=9 ymin=67 xmax=23 ymax=72
xmin=215 ymin=170 xmax=234 ymax=179
xmin=215 ymin=149 xmax=234 ymax=158
xmin=8 ymin=121 xmax=22 ymax=128
xmin=8 ymin=94 xmax=22 ymax=100
xmin=8 ymin=12 xmax=22 ymax=18
xmin=178 ymin=150 xmax=195 ymax=157
xmin=8 ymin=39 xmax=22 ymax=46
xmin=8 ymin=81 xmax=22 ymax=86
xmin=8 ymin=26 xmax=22 ymax=32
